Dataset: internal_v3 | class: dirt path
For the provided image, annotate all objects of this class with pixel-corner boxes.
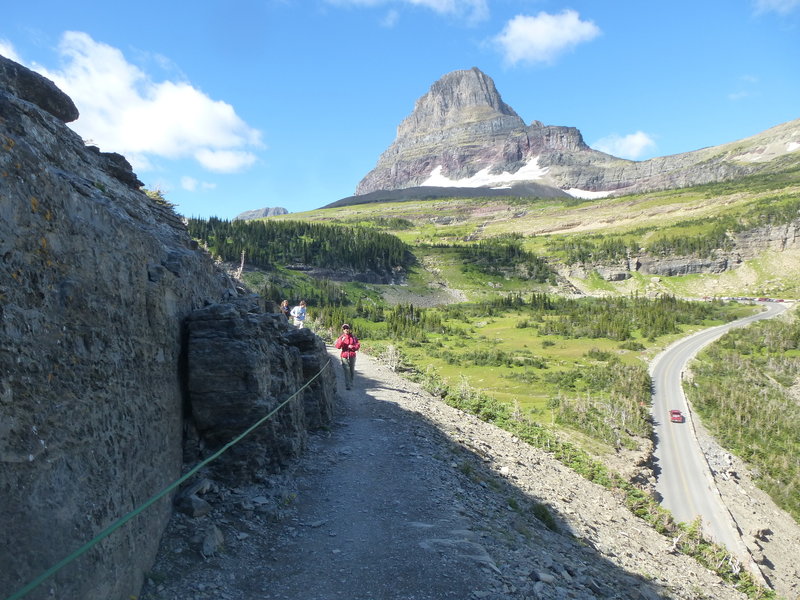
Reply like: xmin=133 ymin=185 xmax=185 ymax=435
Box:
xmin=252 ymin=351 xmax=504 ymax=600
xmin=139 ymin=350 xmax=776 ymax=600
xmin=139 ymin=350 xmax=510 ymax=600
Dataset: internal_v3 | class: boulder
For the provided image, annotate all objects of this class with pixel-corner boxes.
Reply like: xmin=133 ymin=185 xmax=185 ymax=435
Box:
xmin=186 ymin=298 xmax=335 ymax=481
xmin=0 ymin=53 xmax=79 ymax=122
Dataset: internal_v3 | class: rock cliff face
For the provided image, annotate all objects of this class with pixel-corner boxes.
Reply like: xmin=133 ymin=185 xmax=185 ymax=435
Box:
xmin=356 ymin=67 xmax=593 ymax=196
xmin=566 ymin=219 xmax=800 ymax=281
xmin=233 ymin=206 xmax=289 ymax=221
xmin=733 ymin=220 xmax=800 ymax=256
xmin=355 ymin=68 xmax=800 ymax=200
xmin=0 ymin=55 xmax=335 ymax=600
xmin=186 ymin=301 xmax=335 ymax=481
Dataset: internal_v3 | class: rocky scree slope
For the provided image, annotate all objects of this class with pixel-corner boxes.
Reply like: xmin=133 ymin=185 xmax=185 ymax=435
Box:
xmin=0 ymin=55 xmax=335 ymax=600
xmin=354 ymin=67 xmax=800 ymax=200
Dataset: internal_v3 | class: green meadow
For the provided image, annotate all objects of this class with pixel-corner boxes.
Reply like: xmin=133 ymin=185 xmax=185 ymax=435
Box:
xmin=189 ymin=171 xmax=800 ymax=595
xmin=196 ymin=168 xmax=796 ymax=531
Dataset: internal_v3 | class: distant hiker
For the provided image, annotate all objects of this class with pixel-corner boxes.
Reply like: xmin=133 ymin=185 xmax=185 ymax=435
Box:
xmin=279 ymin=299 xmax=290 ymax=321
xmin=290 ymin=300 xmax=307 ymax=328
xmin=334 ymin=323 xmax=360 ymax=390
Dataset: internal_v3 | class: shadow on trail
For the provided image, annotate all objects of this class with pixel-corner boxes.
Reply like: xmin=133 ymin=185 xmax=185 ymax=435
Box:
xmin=330 ymin=365 xmax=677 ymax=600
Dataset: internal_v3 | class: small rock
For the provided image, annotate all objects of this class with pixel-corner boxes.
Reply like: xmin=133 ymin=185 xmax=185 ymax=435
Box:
xmin=182 ymin=477 xmax=216 ymax=498
xmin=201 ymin=525 xmax=225 ymax=557
xmin=534 ymin=571 xmax=556 ymax=584
xmin=176 ymin=494 xmax=213 ymax=518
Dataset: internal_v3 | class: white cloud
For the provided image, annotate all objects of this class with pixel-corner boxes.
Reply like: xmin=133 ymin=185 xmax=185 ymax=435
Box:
xmin=593 ymin=131 xmax=656 ymax=160
xmin=0 ymin=39 xmax=22 ymax=63
xmin=493 ymin=10 xmax=601 ymax=66
xmin=728 ymin=90 xmax=752 ymax=101
xmin=181 ymin=176 xmax=218 ymax=192
xmin=408 ymin=0 xmax=488 ymax=20
xmin=181 ymin=176 xmax=199 ymax=191
xmin=194 ymin=149 xmax=258 ymax=173
xmin=753 ymin=0 xmax=800 ymax=14
xmin=728 ymin=74 xmax=760 ymax=101
xmin=34 ymin=32 xmax=262 ymax=174
xmin=382 ymin=9 xmax=401 ymax=27
xmin=126 ymin=153 xmax=156 ymax=172
xmin=326 ymin=0 xmax=488 ymax=21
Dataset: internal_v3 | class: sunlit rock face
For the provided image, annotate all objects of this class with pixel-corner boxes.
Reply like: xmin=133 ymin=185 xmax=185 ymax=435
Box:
xmin=356 ymin=67 xmax=592 ymax=196
xmin=354 ymin=67 xmax=800 ymax=201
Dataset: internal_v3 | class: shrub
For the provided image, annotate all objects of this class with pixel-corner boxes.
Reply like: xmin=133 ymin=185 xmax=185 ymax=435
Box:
xmin=531 ymin=501 xmax=559 ymax=531
xmin=619 ymin=340 xmax=645 ymax=351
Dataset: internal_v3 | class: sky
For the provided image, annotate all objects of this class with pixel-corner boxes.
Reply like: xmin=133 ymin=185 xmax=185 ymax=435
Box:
xmin=2 ymin=1 xmax=799 ymax=220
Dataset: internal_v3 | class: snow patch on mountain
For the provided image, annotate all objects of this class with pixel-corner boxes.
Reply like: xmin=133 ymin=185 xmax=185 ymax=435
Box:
xmin=422 ymin=157 xmax=549 ymax=189
xmin=566 ymin=188 xmax=616 ymax=200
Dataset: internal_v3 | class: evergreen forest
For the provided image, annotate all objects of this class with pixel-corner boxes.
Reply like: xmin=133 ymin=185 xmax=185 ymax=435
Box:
xmin=187 ymin=217 xmax=413 ymax=276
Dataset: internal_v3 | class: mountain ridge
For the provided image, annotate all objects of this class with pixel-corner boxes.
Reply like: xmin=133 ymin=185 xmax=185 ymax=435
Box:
xmin=233 ymin=206 xmax=288 ymax=221
xmin=351 ymin=67 xmax=800 ymax=204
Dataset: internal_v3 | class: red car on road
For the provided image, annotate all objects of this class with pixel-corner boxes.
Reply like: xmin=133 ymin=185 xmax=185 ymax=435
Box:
xmin=669 ymin=409 xmax=684 ymax=423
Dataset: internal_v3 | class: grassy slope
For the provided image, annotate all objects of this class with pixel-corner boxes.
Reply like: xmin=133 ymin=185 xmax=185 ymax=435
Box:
xmin=242 ymin=167 xmax=800 ymax=594
xmin=271 ymin=167 xmax=800 ymax=300
xmin=259 ymin=170 xmax=795 ymax=451
xmin=378 ymin=304 xmax=748 ymax=423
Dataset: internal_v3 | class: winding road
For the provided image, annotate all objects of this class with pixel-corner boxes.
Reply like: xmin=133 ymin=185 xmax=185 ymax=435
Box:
xmin=651 ymin=301 xmax=789 ymax=557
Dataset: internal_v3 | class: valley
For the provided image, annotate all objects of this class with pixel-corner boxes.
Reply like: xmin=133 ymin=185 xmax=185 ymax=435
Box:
xmin=274 ymin=166 xmax=800 ymax=300
xmin=208 ymin=166 xmax=800 ymax=598
xmin=224 ymin=165 xmax=800 ymax=482
xmin=3 ymin=48 xmax=799 ymax=600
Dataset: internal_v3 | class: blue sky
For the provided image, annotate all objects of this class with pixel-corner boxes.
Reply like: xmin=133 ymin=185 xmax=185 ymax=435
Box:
xmin=2 ymin=1 xmax=799 ymax=220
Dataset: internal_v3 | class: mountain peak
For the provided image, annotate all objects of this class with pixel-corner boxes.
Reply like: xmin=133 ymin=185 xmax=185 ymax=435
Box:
xmin=234 ymin=206 xmax=288 ymax=221
xmin=354 ymin=69 xmax=800 ymax=202
xmin=398 ymin=67 xmax=523 ymax=137
xmin=356 ymin=67 xmax=584 ymax=195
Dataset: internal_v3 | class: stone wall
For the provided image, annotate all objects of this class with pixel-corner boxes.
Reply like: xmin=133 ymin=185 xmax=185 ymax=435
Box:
xmin=0 ymin=55 xmax=335 ymax=600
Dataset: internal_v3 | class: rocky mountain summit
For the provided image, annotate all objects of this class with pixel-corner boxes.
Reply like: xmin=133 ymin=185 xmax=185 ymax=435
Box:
xmin=234 ymin=206 xmax=289 ymax=221
xmin=354 ymin=67 xmax=800 ymax=203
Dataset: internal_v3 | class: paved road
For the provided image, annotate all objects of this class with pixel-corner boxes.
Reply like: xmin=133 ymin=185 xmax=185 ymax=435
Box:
xmin=651 ymin=301 xmax=788 ymax=555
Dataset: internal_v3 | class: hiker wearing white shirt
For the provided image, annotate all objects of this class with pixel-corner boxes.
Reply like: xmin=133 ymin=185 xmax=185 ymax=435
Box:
xmin=290 ymin=300 xmax=307 ymax=328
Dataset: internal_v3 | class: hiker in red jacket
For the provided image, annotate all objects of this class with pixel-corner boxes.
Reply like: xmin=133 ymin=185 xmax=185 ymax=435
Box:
xmin=334 ymin=323 xmax=360 ymax=390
